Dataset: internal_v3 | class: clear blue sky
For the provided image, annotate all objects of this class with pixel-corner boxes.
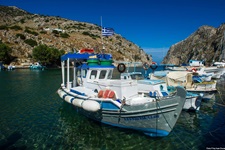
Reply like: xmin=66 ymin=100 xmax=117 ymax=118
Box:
xmin=1 ymin=0 xmax=224 ymax=63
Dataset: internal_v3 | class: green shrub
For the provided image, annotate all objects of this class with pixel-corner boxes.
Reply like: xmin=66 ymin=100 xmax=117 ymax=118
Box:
xmin=10 ymin=25 xmax=22 ymax=31
xmin=82 ymin=32 xmax=100 ymax=39
xmin=25 ymin=29 xmax=39 ymax=36
xmin=16 ymin=33 xmax=26 ymax=40
xmin=32 ymin=44 xmax=65 ymax=65
xmin=0 ymin=42 xmax=12 ymax=64
xmin=60 ymin=33 xmax=70 ymax=38
xmin=82 ymin=31 xmax=90 ymax=36
xmin=24 ymin=39 xmax=37 ymax=47
xmin=20 ymin=19 xmax=25 ymax=24
xmin=0 ymin=25 xmax=8 ymax=30
xmin=40 ymin=31 xmax=47 ymax=34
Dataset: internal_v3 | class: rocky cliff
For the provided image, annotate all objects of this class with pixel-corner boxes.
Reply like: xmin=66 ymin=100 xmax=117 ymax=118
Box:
xmin=162 ymin=24 xmax=225 ymax=66
xmin=0 ymin=6 xmax=151 ymax=65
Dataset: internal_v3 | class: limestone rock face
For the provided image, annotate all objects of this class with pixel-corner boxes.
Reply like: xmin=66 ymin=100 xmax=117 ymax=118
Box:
xmin=0 ymin=6 xmax=151 ymax=65
xmin=162 ymin=24 xmax=225 ymax=65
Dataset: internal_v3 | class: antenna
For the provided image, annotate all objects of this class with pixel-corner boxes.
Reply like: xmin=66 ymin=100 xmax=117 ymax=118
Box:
xmin=100 ymin=16 xmax=105 ymax=52
xmin=222 ymin=31 xmax=225 ymax=61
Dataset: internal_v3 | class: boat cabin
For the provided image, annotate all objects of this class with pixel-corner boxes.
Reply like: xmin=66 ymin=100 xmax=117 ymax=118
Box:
xmin=120 ymin=72 xmax=144 ymax=80
xmin=60 ymin=52 xmax=138 ymax=100
xmin=189 ymin=60 xmax=204 ymax=67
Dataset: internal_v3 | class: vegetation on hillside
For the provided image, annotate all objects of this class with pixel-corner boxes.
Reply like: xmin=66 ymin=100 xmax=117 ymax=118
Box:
xmin=0 ymin=41 xmax=12 ymax=64
xmin=24 ymin=39 xmax=38 ymax=47
xmin=0 ymin=6 xmax=152 ymax=65
xmin=32 ymin=44 xmax=65 ymax=66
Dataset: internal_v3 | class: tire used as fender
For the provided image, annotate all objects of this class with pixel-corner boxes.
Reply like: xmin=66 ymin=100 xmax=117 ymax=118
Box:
xmin=150 ymin=64 xmax=158 ymax=70
xmin=143 ymin=62 xmax=150 ymax=70
xmin=117 ymin=63 xmax=126 ymax=73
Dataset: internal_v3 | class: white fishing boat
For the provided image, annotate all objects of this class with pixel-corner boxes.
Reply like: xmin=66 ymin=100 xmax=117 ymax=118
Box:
xmin=150 ymin=70 xmax=217 ymax=100
xmin=168 ymin=86 xmax=202 ymax=111
xmin=167 ymin=60 xmax=224 ymax=79
xmin=57 ymin=51 xmax=187 ymax=137
xmin=121 ymin=71 xmax=202 ymax=111
xmin=166 ymin=66 xmax=188 ymax=71
xmin=204 ymin=66 xmax=225 ymax=79
xmin=189 ymin=60 xmax=204 ymax=67
xmin=189 ymin=60 xmax=224 ymax=79
xmin=214 ymin=61 xmax=225 ymax=67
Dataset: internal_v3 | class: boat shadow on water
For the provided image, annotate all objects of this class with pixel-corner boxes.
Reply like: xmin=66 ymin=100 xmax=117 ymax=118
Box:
xmin=59 ymin=101 xmax=165 ymax=138
xmin=58 ymin=101 xmax=172 ymax=149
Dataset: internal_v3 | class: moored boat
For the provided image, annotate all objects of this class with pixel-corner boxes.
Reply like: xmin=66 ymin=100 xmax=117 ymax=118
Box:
xmin=57 ymin=51 xmax=187 ymax=137
xmin=166 ymin=71 xmax=217 ymax=100
xmin=122 ymin=71 xmax=202 ymax=111
xmin=30 ymin=62 xmax=46 ymax=70
xmin=0 ymin=61 xmax=6 ymax=71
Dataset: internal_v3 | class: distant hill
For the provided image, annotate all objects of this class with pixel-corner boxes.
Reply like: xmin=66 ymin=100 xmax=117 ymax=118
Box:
xmin=162 ymin=24 xmax=225 ymax=65
xmin=0 ymin=5 xmax=151 ymax=65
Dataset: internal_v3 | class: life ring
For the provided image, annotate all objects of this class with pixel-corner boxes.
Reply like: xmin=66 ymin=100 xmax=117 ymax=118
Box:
xmin=191 ymin=68 xmax=197 ymax=72
xmin=150 ymin=64 xmax=158 ymax=70
xmin=117 ymin=63 xmax=126 ymax=73
xmin=143 ymin=62 xmax=149 ymax=70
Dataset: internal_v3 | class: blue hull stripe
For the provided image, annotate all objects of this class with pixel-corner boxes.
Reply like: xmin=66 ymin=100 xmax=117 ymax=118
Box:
xmin=101 ymin=121 xmax=169 ymax=137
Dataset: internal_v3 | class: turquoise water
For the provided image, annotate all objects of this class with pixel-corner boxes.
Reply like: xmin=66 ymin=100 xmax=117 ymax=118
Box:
xmin=0 ymin=69 xmax=225 ymax=149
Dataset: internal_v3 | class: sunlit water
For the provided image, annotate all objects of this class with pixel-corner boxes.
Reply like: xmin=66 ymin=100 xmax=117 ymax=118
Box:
xmin=0 ymin=69 xmax=224 ymax=149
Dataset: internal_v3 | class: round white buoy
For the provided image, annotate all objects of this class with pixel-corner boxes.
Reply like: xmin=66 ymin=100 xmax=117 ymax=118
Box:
xmin=82 ymin=100 xmax=100 ymax=112
xmin=72 ymin=99 xmax=83 ymax=108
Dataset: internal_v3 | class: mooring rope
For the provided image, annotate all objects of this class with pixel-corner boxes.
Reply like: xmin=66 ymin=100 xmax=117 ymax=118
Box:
xmin=216 ymin=87 xmax=225 ymax=104
xmin=155 ymin=101 xmax=192 ymax=150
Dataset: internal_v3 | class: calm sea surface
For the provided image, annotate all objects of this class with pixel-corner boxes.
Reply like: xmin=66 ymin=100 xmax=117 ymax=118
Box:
xmin=0 ymin=68 xmax=225 ymax=150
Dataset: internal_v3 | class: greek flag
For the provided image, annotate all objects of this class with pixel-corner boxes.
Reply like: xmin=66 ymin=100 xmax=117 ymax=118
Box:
xmin=102 ymin=27 xmax=114 ymax=36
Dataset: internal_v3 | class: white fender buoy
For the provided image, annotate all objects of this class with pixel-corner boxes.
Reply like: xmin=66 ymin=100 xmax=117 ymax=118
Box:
xmin=82 ymin=100 xmax=100 ymax=112
xmin=72 ymin=99 xmax=83 ymax=108
xmin=58 ymin=89 xmax=66 ymax=98
xmin=64 ymin=95 xmax=74 ymax=103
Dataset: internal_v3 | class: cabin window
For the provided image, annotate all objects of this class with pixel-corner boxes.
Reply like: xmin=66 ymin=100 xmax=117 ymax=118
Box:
xmin=107 ymin=70 xmax=113 ymax=79
xmin=81 ymin=69 xmax=87 ymax=78
xmin=99 ymin=70 xmax=107 ymax=79
xmin=90 ymin=70 xmax=97 ymax=79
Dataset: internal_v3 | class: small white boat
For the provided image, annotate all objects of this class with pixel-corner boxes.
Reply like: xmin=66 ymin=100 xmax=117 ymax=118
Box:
xmin=30 ymin=62 xmax=46 ymax=70
xmin=201 ymin=66 xmax=224 ymax=79
xmin=189 ymin=60 xmax=204 ymax=67
xmin=168 ymin=86 xmax=202 ymax=111
xmin=7 ymin=65 xmax=15 ymax=70
xmin=214 ymin=61 xmax=225 ymax=67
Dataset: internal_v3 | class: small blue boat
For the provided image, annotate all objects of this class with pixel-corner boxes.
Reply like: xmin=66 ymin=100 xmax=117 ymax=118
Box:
xmin=30 ymin=62 xmax=46 ymax=70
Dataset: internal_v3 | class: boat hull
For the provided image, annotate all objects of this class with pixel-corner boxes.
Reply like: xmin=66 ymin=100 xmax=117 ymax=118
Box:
xmin=57 ymin=86 xmax=186 ymax=137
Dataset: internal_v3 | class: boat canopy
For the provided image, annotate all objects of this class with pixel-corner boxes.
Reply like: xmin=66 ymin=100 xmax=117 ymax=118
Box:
xmin=61 ymin=53 xmax=112 ymax=62
xmin=78 ymin=63 xmax=115 ymax=69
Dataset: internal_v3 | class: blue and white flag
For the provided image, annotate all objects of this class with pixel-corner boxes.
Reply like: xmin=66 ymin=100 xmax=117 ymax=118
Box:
xmin=102 ymin=27 xmax=114 ymax=36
